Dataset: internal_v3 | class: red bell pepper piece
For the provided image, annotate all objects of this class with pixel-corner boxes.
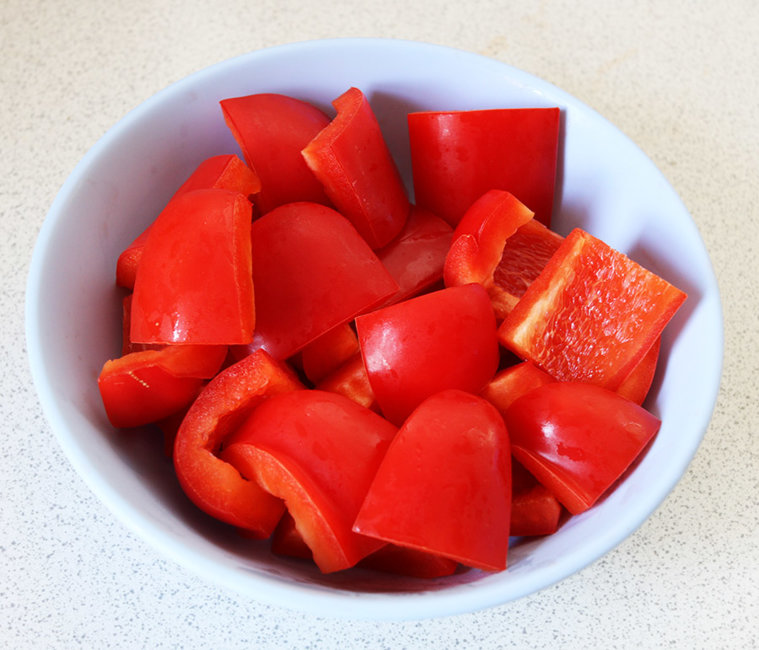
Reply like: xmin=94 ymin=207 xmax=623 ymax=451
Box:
xmin=116 ymin=228 xmax=151 ymax=291
xmin=408 ymin=107 xmax=560 ymax=227
xmin=221 ymin=389 xmax=398 ymax=573
xmin=271 ymin=508 xmax=460 ymax=579
xmin=98 ymin=344 xmax=227 ymax=429
xmin=120 ymin=294 xmax=162 ymax=355
xmin=270 ymin=511 xmax=313 ymax=560
xmin=356 ymin=284 xmax=500 ymax=425
xmin=173 ymin=350 xmax=304 ymax=536
xmin=300 ymin=322 xmax=359 ymax=385
xmin=616 ymin=336 xmax=661 ymax=405
xmin=498 ymin=228 xmax=687 ymax=390
xmin=302 ymin=87 xmax=410 ymax=249
xmin=354 ymin=389 xmax=512 ymax=572
xmin=249 ymin=201 xmax=398 ymax=360
xmin=504 ymin=382 xmax=661 ymax=514
xmin=491 ymin=218 xmax=564 ymax=316
xmin=443 ymin=190 xmax=536 ymax=319
xmin=480 ymin=360 xmax=555 ymax=416
xmin=130 ymin=189 xmax=255 ymax=345
xmin=316 ymin=353 xmax=378 ymax=412
xmin=116 ymin=154 xmax=260 ymax=289
xmin=220 ymin=93 xmax=332 ymax=214
xmin=375 ymin=205 xmax=453 ymax=306
xmin=510 ymin=459 xmax=562 ymax=537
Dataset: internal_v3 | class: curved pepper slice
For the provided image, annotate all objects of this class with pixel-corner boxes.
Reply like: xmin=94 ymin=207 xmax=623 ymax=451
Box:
xmin=221 ymin=389 xmax=398 ymax=573
xmin=302 ymin=87 xmax=410 ymax=249
xmin=353 ymin=389 xmax=511 ymax=572
xmin=173 ymin=350 xmax=304 ymax=536
xmin=249 ymin=202 xmax=398 ymax=360
xmin=443 ymin=190 xmax=535 ymax=319
xmin=220 ymin=93 xmax=332 ymax=214
xmin=504 ymin=382 xmax=661 ymax=514
xmin=408 ymin=107 xmax=560 ymax=227
xmin=375 ymin=205 xmax=453 ymax=307
xmin=130 ymin=189 xmax=255 ymax=345
xmin=356 ymin=284 xmax=500 ymax=425
xmin=98 ymin=344 xmax=227 ymax=429
xmin=498 ymin=228 xmax=687 ymax=390
xmin=116 ymin=154 xmax=260 ymax=289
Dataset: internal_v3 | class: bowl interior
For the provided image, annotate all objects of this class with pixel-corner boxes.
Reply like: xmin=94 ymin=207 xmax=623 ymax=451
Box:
xmin=26 ymin=38 xmax=723 ymax=620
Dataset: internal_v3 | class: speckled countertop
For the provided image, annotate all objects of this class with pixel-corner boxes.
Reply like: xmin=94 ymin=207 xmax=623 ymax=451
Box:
xmin=2 ymin=1 xmax=757 ymax=648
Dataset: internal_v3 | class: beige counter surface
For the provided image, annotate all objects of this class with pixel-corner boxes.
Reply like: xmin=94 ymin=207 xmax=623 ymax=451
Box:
xmin=2 ymin=1 xmax=757 ymax=647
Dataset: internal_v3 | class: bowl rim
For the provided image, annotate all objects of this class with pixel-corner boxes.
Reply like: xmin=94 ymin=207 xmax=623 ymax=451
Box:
xmin=25 ymin=36 xmax=724 ymax=620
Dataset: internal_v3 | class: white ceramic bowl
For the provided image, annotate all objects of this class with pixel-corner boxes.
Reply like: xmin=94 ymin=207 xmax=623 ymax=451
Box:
xmin=26 ymin=38 xmax=723 ymax=620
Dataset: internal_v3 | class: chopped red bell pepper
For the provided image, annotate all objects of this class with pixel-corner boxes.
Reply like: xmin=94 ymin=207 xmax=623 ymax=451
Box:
xmin=498 ymin=228 xmax=687 ymax=390
xmin=302 ymin=87 xmax=410 ymax=249
xmin=356 ymin=284 xmax=500 ymax=425
xmin=443 ymin=190 xmax=536 ymax=318
xmin=300 ymin=322 xmax=359 ymax=385
xmin=315 ymin=353 xmax=378 ymax=412
xmin=172 ymin=350 xmax=304 ymax=536
xmin=220 ymin=93 xmax=332 ymax=214
xmin=408 ymin=107 xmax=560 ymax=227
xmin=249 ymin=201 xmax=398 ymax=360
xmin=491 ymin=218 xmax=565 ymax=317
xmin=354 ymin=389 xmax=512 ymax=571
xmin=116 ymin=154 xmax=260 ymax=289
xmin=504 ymin=382 xmax=661 ymax=514
xmin=375 ymin=205 xmax=453 ymax=307
xmin=98 ymin=344 xmax=227 ymax=429
xmin=221 ymin=389 xmax=398 ymax=573
xmin=130 ymin=189 xmax=255 ymax=346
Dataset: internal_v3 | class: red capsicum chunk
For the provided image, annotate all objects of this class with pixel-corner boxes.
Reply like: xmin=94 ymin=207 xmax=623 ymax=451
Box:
xmin=130 ymin=189 xmax=255 ymax=345
xmin=375 ymin=205 xmax=453 ymax=307
xmin=491 ymin=218 xmax=565 ymax=316
xmin=221 ymin=389 xmax=398 ymax=573
xmin=172 ymin=350 xmax=304 ymax=536
xmin=498 ymin=228 xmax=687 ymax=390
xmin=249 ymin=201 xmax=399 ymax=360
xmin=98 ymin=344 xmax=227 ymax=429
xmin=302 ymin=87 xmax=410 ymax=249
xmin=443 ymin=190 xmax=536 ymax=319
xmin=480 ymin=360 xmax=555 ymax=416
xmin=356 ymin=283 xmax=500 ymax=425
xmin=115 ymin=154 xmax=260 ymax=290
xmin=510 ymin=458 xmax=562 ymax=537
xmin=354 ymin=389 xmax=512 ymax=572
xmin=300 ymin=322 xmax=360 ymax=385
xmin=220 ymin=93 xmax=332 ymax=214
xmin=408 ymin=107 xmax=560 ymax=227
xmin=316 ymin=353 xmax=378 ymax=412
xmin=504 ymin=382 xmax=661 ymax=514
